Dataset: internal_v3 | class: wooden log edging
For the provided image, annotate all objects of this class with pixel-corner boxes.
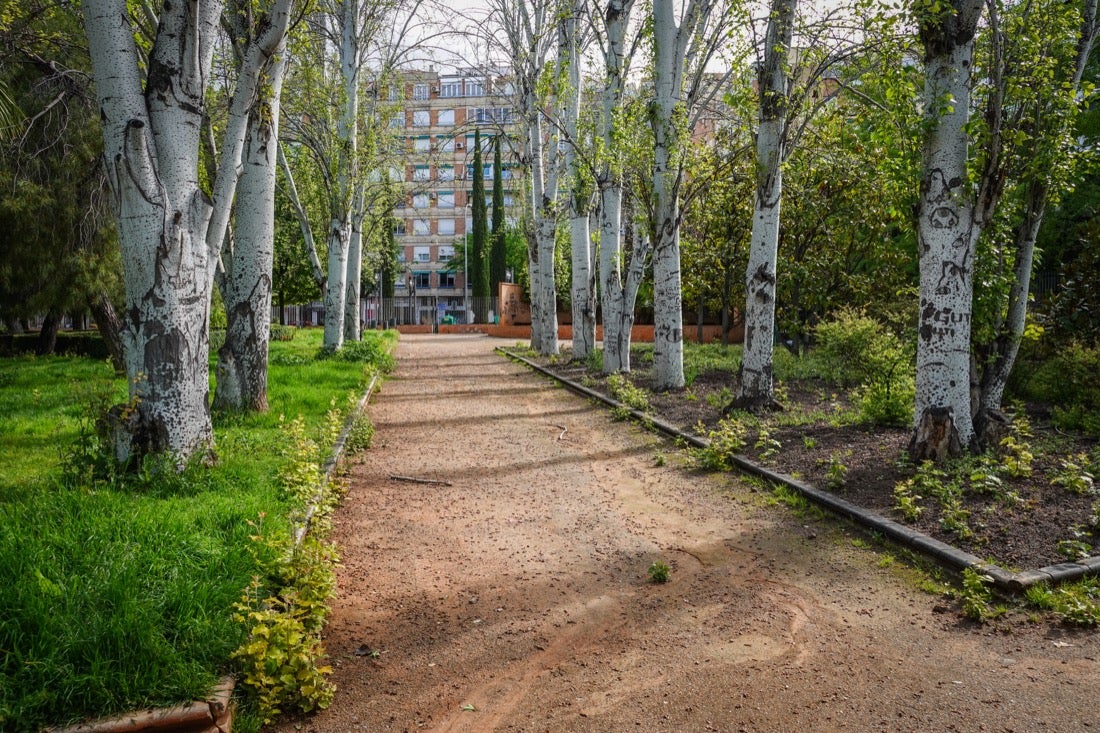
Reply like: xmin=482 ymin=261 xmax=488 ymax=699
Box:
xmin=498 ymin=348 xmax=1100 ymax=593
xmin=46 ymin=677 xmax=234 ymax=733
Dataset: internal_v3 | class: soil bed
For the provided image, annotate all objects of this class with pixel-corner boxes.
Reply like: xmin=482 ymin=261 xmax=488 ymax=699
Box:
xmin=536 ymin=350 xmax=1100 ymax=572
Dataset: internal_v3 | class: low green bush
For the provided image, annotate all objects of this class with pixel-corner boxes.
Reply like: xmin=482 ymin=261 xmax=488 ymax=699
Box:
xmin=1020 ymin=342 xmax=1100 ymax=437
xmin=814 ymin=309 xmax=914 ymax=426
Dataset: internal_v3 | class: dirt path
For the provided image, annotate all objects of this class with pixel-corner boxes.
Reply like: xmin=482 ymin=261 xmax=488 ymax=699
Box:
xmin=272 ymin=334 xmax=1098 ymax=733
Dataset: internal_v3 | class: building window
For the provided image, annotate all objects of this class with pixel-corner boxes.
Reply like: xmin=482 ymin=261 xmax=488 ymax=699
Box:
xmin=503 ymin=193 xmax=515 ymax=207
xmin=396 ymin=248 xmax=407 ymax=263
xmin=437 ymin=136 xmax=455 ymax=153
xmin=412 ymin=166 xmax=430 ymax=181
xmin=388 ymin=86 xmax=402 ymax=101
xmin=466 ymin=164 xmax=493 ymax=179
xmin=412 ymin=109 xmax=430 ymax=127
xmin=437 ymin=109 xmax=455 ymax=126
xmin=413 ymin=219 xmax=430 ymax=235
xmin=393 ymin=220 xmax=407 ymax=235
xmin=389 ymin=166 xmax=404 ymax=183
xmin=412 ymin=192 xmax=430 ymax=208
xmin=389 ymin=113 xmax=404 ymax=128
xmin=414 ymin=271 xmax=431 ymax=289
xmin=438 ymin=245 xmax=455 ymax=260
xmin=438 ymin=270 xmax=456 ymax=288
xmin=413 ymin=136 xmax=431 ymax=152
xmin=438 ymin=218 xmax=456 ymax=236
xmin=437 ymin=191 xmax=455 ymax=208
xmin=412 ymin=84 xmax=429 ymax=100
xmin=472 ymin=108 xmax=513 ymax=125
xmin=438 ymin=165 xmax=454 ymax=181
xmin=413 ymin=246 xmax=431 ymax=263
xmin=464 ymin=78 xmax=485 ymax=96
xmin=497 ymin=80 xmax=515 ymax=96
xmin=440 ymin=80 xmax=462 ymax=98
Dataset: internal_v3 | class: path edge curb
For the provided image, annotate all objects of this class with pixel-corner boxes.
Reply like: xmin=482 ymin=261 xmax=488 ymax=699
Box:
xmin=498 ymin=348 xmax=1099 ymax=593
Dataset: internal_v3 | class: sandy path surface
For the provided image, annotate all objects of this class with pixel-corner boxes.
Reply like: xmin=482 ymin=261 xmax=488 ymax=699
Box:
xmin=270 ymin=334 xmax=1098 ymax=733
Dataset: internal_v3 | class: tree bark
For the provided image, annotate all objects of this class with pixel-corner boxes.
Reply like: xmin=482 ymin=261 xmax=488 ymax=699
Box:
xmin=595 ymin=0 xmax=637 ymax=374
xmin=910 ymin=0 xmax=983 ymax=460
xmin=736 ymin=0 xmax=795 ymax=409
xmin=89 ymin=292 xmax=125 ymax=373
xmin=84 ymin=0 xmax=293 ymax=464
xmin=214 ymin=49 xmax=287 ymax=413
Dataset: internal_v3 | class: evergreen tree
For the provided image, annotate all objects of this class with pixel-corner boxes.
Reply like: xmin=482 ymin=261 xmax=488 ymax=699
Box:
xmin=471 ymin=129 xmax=490 ymax=318
xmin=490 ymin=135 xmax=507 ymax=298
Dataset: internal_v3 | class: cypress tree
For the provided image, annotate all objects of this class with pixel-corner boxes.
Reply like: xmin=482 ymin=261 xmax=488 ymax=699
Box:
xmin=471 ymin=129 xmax=490 ymax=317
xmin=490 ymin=135 xmax=507 ymax=297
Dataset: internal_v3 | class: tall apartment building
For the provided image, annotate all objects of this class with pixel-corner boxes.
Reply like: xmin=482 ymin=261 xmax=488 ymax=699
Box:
xmin=389 ymin=68 xmax=521 ymax=325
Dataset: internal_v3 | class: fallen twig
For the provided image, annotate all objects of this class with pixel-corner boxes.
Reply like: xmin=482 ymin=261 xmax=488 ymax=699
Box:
xmin=390 ymin=475 xmax=453 ymax=486
xmin=553 ymin=424 xmax=568 ymax=441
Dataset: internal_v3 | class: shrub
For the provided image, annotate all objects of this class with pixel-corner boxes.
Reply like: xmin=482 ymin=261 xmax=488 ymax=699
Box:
xmin=1022 ymin=342 xmax=1100 ymax=437
xmin=813 ymin=309 xmax=914 ymax=426
xmin=270 ymin=324 xmax=298 ymax=342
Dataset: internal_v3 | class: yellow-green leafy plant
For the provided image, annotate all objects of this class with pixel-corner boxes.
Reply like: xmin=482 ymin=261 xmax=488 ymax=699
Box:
xmin=693 ymin=418 xmax=748 ymax=471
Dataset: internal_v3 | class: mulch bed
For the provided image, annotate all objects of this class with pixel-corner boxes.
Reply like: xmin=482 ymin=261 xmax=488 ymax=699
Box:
xmin=537 ymin=355 xmax=1099 ymax=573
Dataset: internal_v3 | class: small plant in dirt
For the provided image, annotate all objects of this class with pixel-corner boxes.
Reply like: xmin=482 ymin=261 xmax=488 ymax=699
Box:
xmin=822 ymin=451 xmax=850 ymax=490
xmin=607 ymin=373 xmax=651 ymax=413
xmin=653 ymin=451 xmax=666 ymax=467
xmin=754 ymin=427 xmax=782 ymax=462
xmin=802 ymin=435 xmax=817 ymax=449
xmin=1051 ymin=454 xmax=1096 ymax=495
xmin=647 ymin=560 xmax=671 ymax=584
xmin=999 ymin=417 xmax=1035 ymax=478
xmin=956 ymin=568 xmax=1006 ymax=623
xmin=893 ymin=477 xmax=924 ymax=521
xmin=693 ymin=417 xmax=748 ymax=471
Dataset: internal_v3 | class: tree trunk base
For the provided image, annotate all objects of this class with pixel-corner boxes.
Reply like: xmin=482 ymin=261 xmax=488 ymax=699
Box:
xmin=724 ymin=395 xmax=784 ymax=416
xmin=973 ymin=408 xmax=1011 ymax=452
xmin=908 ymin=407 xmax=964 ymax=462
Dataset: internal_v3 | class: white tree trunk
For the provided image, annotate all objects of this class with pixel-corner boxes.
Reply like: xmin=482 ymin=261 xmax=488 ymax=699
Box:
xmin=562 ymin=0 xmax=595 ymax=359
xmin=344 ymin=191 xmax=366 ymax=342
xmin=324 ymin=222 xmax=350 ymax=349
xmin=84 ymin=0 xmax=292 ymax=462
xmin=526 ymin=101 xmax=560 ymax=356
xmin=214 ymin=48 xmax=288 ymax=412
xmin=736 ymin=0 xmax=795 ymax=408
xmin=911 ymin=4 xmax=982 ymax=459
xmin=595 ymin=0 xmax=636 ymax=373
xmin=324 ymin=0 xmax=362 ymax=351
xmin=650 ymin=0 xmax=688 ymax=390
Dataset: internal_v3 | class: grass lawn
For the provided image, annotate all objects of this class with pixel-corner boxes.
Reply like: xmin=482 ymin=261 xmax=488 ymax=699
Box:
xmin=0 ymin=328 xmax=395 ymax=732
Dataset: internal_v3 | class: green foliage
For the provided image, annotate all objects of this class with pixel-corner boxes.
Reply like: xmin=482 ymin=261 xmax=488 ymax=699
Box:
xmin=1051 ymin=454 xmax=1096 ymax=495
xmin=1026 ymin=580 xmax=1100 ymax=626
xmin=607 ymin=373 xmax=651 ymax=412
xmin=271 ymin=324 xmax=298 ymax=342
xmin=0 ymin=330 xmax=388 ymax=730
xmin=647 ymin=561 xmax=671 ymax=584
xmin=693 ymin=418 xmax=748 ymax=471
xmin=893 ymin=477 xmax=924 ymax=522
xmin=823 ymin=451 xmax=849 ymax=490
xmin=1021 ymin=343 xmax=1100 ymax=437
xmin=813 ymin=309 xmax=914 ymax=426
xmin=754 ymin=426 xmax=782 ymax=462
xmin=999 ymin=418 xmax=1035 ymax=478
xmin=231 ymin=525 xmax=336 ymax=723
xmin=957 ymin=568 xmax=1005 ymax=623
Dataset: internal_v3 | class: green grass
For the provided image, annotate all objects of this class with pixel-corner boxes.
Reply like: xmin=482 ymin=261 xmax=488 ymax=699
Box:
xmin=0 ymin=328 xmax=395 ymax=731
